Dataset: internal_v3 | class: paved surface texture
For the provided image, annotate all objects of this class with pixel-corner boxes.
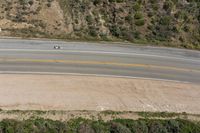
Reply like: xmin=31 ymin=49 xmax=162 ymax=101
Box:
xmin=0 ymin=38 xmax=200 ymax=83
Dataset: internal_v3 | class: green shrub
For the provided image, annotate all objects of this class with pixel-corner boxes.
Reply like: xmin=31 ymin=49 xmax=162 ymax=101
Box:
xmin=86 ymin=15 xmax=93 ymax=25
xmin=108 ymin=0 xmax=124 ymax=2
xmin=163 ymin=0 xmax=173 ymax=11
xmin=116 ymin=0 xmax=124 ymax=3
xmin=113 ymin=119 xmax=148 ymax=133
xmin=133 ymin=2 xmax=141 ymax=11
xmin=109 ymin=25 xmax=121 ymax=37
xmin=19 ymin=0 xmax=29 ymax=5
xmin=0 ymin=118 xmax=200 ymax=133
xmin=125 ymin=15 xmax=133 ymax=23
xmin=135 ymin=19 xmax=145 ymax=26
xmin=93 ymin=0 xmax=102 ymax=5
xmin=152 ymin=4 xmax=159 ymax=11
xmin=159 ymin=16 xmax=171 ymax=25
xmin=91 ymin=120 xmax=109 ymax=133
xmin=46 ymin=3 xmax=51 ymax=7
xmin=108 ymin=0 xmax=115 ymax=3
xmin=88 ymin=26 xmax=98 ymax=37
xmin=78 ymin=123 xmax=95 ymax=133
xmin=28 ymin=0 xmax=34 ymax=6
xmin=134 ymin=12 xmax=143 ymax=19
xmin=110 ymin=122 xmax=131 ymax=133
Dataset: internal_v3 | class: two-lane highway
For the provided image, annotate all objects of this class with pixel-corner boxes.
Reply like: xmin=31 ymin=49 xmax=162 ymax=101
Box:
xmin=0 ymin=38 xmax=200 ymax=83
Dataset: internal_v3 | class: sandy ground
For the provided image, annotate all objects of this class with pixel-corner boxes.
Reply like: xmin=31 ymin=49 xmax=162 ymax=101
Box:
xmin=0 ymin=74 xmax=200 ymax=114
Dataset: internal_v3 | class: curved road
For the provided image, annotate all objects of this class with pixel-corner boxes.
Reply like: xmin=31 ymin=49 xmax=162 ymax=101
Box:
xmin=0 ymin=38 xmax=200 ymax=83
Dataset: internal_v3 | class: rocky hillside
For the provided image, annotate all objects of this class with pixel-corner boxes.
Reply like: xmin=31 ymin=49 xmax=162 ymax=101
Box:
xmin=0 ymin=0 xmax=200 ymax=49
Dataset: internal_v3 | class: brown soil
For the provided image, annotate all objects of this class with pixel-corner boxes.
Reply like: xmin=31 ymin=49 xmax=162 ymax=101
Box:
xmin=0 ymin=74 xmax=199 ymax=114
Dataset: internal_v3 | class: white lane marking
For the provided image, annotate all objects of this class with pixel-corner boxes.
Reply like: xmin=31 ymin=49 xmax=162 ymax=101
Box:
xmin=0 ymin=71 xmax=192 ymax=84
xmin=0 ymin=48 xmax=199 ymax=63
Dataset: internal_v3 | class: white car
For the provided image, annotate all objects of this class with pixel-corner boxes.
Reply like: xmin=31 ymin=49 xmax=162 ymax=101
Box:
xmin=54 ymin=46 xmax=61 ymax=49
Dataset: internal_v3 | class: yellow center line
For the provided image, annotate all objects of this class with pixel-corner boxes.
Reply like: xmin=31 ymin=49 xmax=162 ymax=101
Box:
xmin=0 ymin=58 xmax=200 ymax=73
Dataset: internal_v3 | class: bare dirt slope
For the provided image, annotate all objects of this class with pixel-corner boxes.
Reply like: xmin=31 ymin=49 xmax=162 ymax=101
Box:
xmin=0 ymin=74 xmax=199 ymax=114
xmin=0 ymin=0 xmax=199 ymax=49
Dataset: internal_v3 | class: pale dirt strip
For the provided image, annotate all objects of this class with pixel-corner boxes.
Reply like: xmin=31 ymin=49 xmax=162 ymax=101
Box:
xmin=0 ymin=74 xmax=200 ymax=114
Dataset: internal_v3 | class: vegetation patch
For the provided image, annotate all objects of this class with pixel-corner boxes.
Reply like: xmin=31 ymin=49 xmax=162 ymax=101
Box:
xmin=0 ymin=118 xmax=200 ymax=133
xmin=137 ymin=112 xmax=182 ymax=118
xmin=0 ymin=0 xmax=200 ymax=49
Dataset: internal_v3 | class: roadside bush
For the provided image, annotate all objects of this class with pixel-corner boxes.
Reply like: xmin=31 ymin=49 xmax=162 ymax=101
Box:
xmin=19 ymin=0 xmax=29 ymax=5
xmin=91 ymin=120 xmax=109 ymax=133
xmin=148 ymin=120 xmax=168 ymax=133
xmin=198 ymin=12 xmax=200 ymax=23
xmin=0 ymin=118 xmax=200 ymax=133
xmin=113 ymin=119 xmax=148 ymax=133
xmin=28 ymin=0 xmax=34 ymax=6
xmin=78 ymin=123 xmax=95 ymax=133
xmin=125 ymin=15 xmax=133 ymax=23
xmin=135 ymin=19 xmax=145 ymax=26
xmin=133 ymin=2 xmax=141 ymax=11
xmin=109 ymin=25 xmax=121 ymax=37
xmin=88 ymin=26 xmax=98 ymax=37
xmin=159 ymin=16 xmax=171 ymax=25
xmin=47 ymin=3 xmax=51 ymax=7
xmin=163 ymin=0 xmax=174 ymax=12
xmin=108 ymin=0 xmax=115 ymax=3
xmin=86 ymin=15 xmax=93 ymax=25
xmin=116 ymin=0 xmax=124 ymax=3
xmin=134 ymin=12 xmax=143 ymax=19
xmin=108 ymin=0 xmax=124 ymax=3
xmin=110 ymin=122 xmax=131 ymax=133
xmin=93 ymin=0 xmax=102 ymax=5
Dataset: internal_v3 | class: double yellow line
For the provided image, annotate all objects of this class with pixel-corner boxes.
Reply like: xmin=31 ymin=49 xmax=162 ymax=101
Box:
xmin=0 ymin=58 xmax=199 ymax=73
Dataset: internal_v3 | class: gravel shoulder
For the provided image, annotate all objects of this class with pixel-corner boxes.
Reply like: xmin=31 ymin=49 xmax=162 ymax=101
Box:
xmin=0 ymin=74 xmax=200 ymax=114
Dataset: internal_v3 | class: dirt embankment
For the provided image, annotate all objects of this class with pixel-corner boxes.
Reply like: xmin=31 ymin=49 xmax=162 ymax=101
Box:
xmin=0 ymin=74 xmax=199 ymax=114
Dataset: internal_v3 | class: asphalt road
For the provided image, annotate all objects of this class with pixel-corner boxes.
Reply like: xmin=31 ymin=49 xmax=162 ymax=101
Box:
xmin=0 ymin=38 xmax=200 ymax=83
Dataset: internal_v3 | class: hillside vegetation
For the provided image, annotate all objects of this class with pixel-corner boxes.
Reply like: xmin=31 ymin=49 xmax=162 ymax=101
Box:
xmin=0 ymin=118 xmax=200 ymax=133
xmin=0 ymin=110 xmax=200 ymax=133
xmin=0 ymin=0 xmax=200 ymax=49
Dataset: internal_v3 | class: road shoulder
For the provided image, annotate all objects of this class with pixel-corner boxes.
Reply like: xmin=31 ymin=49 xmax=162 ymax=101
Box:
xmin=0 ymin=74 xmax=199 ymax=114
